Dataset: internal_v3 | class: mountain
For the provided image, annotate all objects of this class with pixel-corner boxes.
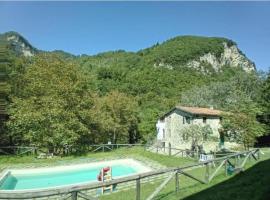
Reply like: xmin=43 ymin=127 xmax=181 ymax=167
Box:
xmin=0 ymin=31 xmax=256 ymax=72
xmin=138 ymin=36 xmax=256 ymax=72
xmin=78 ymin=36 xmax=256 ymax=73
xmin=0 ymin=31 xmax=38 ymax=56
xmin=0 ymin=32 xmax=74 ymax=58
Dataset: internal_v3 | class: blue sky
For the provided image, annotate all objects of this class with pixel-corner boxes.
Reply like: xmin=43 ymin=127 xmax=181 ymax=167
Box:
xmin=0 ymin=1 xmax=269 ymax=71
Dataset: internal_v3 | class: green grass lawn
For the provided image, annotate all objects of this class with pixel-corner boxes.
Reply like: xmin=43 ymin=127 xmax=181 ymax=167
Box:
xmin=0 ymin=147 xmax=269 ymax=200
xmin=100 ymin=148 xmax=270 ymax=200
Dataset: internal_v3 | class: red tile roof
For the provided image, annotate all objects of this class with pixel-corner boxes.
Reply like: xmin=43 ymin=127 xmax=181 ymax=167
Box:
xmin=176 ymin=106 xmax=222 ymax=116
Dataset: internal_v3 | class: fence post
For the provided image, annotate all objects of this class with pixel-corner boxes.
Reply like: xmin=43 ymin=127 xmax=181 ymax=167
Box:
xmin=248 ymin=152 xmax=251 ymax=162
xmin=169 ymin=143 xmax=171 ymax=156
xmin=225 ymin=159 xmax=228 ymax=176
xmin=237 ymin=155 xmax=240 ymax=167
xmin=71 ymin=191 xmax=77 ymax=200
xmin=175 ymin=171 xmax=179 ymax=193
xmin=257 ymin=149 xmax=260 ymax=160
xmin=205 ymin=163 xmax=210 ymax=183
xmin=102 ymin=145 xmax=105 ymax=152
xmin=136 ymin=178 xmax=141 ymax=200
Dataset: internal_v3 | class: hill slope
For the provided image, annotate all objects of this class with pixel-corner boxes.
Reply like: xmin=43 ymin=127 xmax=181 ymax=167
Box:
xmin=138 ymin=36 xmax=255 ymax=72
xmin=0 ymin=32 xmax=256 ymax=72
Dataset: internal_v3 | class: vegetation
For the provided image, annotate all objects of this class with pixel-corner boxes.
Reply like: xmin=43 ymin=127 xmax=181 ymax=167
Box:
xmin=180 ymin=71 xmax=266 ymax=148
xmin=137 ymin=36 xmax=235 ymax=66
xmin=6 ymin=54 xmax=139 ymax=153
xmin=7 ymin=54 xmax=95 ymax=151
xmin=260 ymin=71 xmax=270 ymax=132
xmin=0 ymin=32 xmax=268 ymax=151
xmin=178 ymin=124 xmax=214 ymax=152
xmin=0 ymin=40 xmax=11 ymax=145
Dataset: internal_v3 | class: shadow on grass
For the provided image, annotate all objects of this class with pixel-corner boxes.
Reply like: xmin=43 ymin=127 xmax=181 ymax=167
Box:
xmin=184 ymin=159 xmax=270 ymax=200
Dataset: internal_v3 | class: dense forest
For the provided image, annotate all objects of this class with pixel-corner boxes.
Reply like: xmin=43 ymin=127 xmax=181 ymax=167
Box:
xmin=0 ymin=32 xmax=269 ymax=153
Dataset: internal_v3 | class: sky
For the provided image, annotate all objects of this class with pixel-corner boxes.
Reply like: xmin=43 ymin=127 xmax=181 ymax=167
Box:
xmin=0 ymin=1 xmax=270 ymax=71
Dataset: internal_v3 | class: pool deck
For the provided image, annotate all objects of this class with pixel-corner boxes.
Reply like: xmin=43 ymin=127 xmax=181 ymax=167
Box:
xmin=0 ymin=157 xmax=165 ymax=193
xmin=7 ymin=158 xmax=152 ymax=176
xmin=0 ymin=153 xmax=165 ymax=172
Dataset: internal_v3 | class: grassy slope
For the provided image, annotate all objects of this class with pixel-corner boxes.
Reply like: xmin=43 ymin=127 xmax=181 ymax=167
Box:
xmin=100 ymin=149 xmax=270 ymax=200
xmin=184 ymin=159 xmax=270 ymax=200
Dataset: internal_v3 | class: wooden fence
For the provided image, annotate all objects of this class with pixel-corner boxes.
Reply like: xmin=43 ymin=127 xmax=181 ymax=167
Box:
xmin=0 ymin=143 xmax=241 ymax=161
xmin=0 ymin=148 xmax=261 ymax=200
xmin=88 ymin=144 xmax=145 ymax=153
xmin=0 ymin=146 xmax=37 ymax=156
xmin=0 ymin=144 xmax=145 ymax=156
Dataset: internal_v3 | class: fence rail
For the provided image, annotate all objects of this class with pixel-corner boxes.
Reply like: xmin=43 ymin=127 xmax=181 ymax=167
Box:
xmin=0 ymin=144 xmax=146 ymax=156
xmin=0 ymin=148 xmax=261 ymax=200
xmin=0 ymin=143 xmax=248 ymax=161
xmin=0 ymin=146 xmax=37 ymax=156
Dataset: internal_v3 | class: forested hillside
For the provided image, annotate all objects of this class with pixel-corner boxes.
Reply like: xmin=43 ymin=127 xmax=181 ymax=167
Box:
xmin=0 ymin=31 xmax=268 ymax=152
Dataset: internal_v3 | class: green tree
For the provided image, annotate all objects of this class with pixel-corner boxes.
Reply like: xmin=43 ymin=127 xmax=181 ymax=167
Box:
xmin=7 ymin=54 xmax=94 ymax=153
xmin=180 ymin=71 xmax=266 ymax=148
xmin=180 ymin=124 xmax=214 ymax=151
xmin=0 ymin=41 xmax=12 ymax=145
xmin=180 ymin=71 xmax=263 ymax=110
xmin=260 ymin=70 xmax=270 ymax=132
xmin=222 ymin=112 xmax=265 ymax=149
xmin=93 ymin=91 xmax=139 ymax=144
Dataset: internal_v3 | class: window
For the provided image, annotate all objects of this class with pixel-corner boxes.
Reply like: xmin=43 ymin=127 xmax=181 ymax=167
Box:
xmin=203 ymin=117 xmax=207 ymax=124
xmin=162 ymin=142 xmax=165 ymax=148
xmin=185 ymin=116 xmax=191 ymax=124
xmin=163 ymin=129 xmax=165 ymax=139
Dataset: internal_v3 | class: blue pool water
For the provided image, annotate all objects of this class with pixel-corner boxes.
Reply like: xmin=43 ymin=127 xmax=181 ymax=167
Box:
xmin=0 ymin=164 xmax=137 ymax=190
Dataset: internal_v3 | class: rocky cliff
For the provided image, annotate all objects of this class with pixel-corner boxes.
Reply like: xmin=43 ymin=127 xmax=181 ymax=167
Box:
xmin=186 ymin=42 xmax=255 ymax=72
xmin=0 ymin=31 xmax=37 ymax=57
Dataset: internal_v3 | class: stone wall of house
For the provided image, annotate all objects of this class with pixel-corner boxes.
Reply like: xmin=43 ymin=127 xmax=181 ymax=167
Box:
xmin=192 ymin=116 xmax=221 ymax=137
xmin=162 ymin=109 xmax=226 ymax=152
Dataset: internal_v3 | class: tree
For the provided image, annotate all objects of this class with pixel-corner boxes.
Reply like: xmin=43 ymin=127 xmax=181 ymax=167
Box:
xmin=221 ymin=95 xmax=265 ymax=149
xmin=259 ymin=70 xmax=270 ymax=132
xmin=261 ymin=70 xmax=270 ymax=111
xmin=180 ymin=71 xmax=263 ymax=110
xmin=179 ymin=124 xmax=214 ymax=152
xmin=7 ymin=54 xmax=94 ymax=153
xmin=180 ymin=71 xmax=266 ymax=148
xmin=93 ymin=91 xmax=139 ymax=144
xmin=0 ymin=41 xmax=12 ymax=145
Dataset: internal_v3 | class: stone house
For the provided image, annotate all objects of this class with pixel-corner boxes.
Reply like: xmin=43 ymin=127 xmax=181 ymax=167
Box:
xmin=156 ymin=106 xmax=229 ymax=152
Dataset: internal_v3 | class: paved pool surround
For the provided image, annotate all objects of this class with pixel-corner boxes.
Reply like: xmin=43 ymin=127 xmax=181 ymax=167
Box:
xmin=0 ymin=158 xmax=153 ymax=191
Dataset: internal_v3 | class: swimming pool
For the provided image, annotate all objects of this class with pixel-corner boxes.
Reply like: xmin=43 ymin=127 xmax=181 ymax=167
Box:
xmin=0 ymin=158 xmax=152 ymax=191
